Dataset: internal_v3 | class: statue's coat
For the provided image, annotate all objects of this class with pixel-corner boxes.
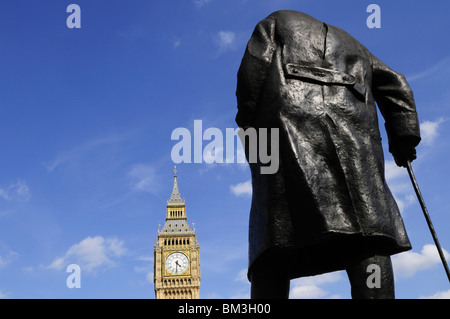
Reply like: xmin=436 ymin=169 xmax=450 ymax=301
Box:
xmin=236 ymin=11 xmax=421 ymax=279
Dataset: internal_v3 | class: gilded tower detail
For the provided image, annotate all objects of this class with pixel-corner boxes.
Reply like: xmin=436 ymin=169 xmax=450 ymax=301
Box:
xmin=154 ymin=167 xmax=200 ymax=299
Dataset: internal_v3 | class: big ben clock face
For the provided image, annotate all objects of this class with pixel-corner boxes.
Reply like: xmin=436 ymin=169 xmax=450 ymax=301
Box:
xmin=165 ymin=252 xmax=189 ymax=275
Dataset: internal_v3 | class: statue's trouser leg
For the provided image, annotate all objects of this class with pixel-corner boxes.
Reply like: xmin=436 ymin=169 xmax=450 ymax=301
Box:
xmin=346 ymin=255 xmax=395 ymax=299
xmin=250 ymin=260 xmax=290 ymax=299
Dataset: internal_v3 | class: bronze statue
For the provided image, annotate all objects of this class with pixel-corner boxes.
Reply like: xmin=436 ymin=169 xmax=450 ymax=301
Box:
xmin=235 ymin=10 xmax=421 ymax=299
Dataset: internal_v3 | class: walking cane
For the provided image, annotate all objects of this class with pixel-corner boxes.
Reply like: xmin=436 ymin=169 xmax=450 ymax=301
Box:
xmin=406 ymin=160 xmax=450 ymax=283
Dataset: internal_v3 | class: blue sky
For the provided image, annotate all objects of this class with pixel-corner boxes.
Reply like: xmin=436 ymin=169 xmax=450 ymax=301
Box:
xmin=0 ymin=0 xmax=449 ymax=299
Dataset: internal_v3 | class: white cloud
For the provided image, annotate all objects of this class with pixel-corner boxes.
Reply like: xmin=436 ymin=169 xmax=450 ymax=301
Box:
xmin=194 ymin=0 xmax=211 ymax=7
xmin=420 ymin=118 xmax=446 ymax=146
xmin=173 ymin=38 xmax=181 ymax=48
xmin=419 ymin=289 xmax=450 ymax=299
xmin=384 ymin=160 xmax=415 ymax=215
xmin=0 ymin=180 xmax=30 ymax=202
xmin=106 ymin=237 xmax=127 ymax=257
xmin=0 ymin=249 xmax=19 ymax=269
xmin=128 ymin=163 xmax=161 ymax=194
xmin=44 ymin=134 xmax=127 ymax=172
xmin=215 ymin=31 xmax=236 ymax=53
xmin=385 ymin=160 xmax=407 ymax=181
xmin=0 ymin=189 xmax=7 ymax=200
xmin=0 ymin=242 xmax=19 ymax=269
xmin=392 ymin=244 xmax=450 ymax=279
xmin=48 ymin=236 xmax=126 ymax=274
xmin=218 ymin=31 xmax=235 ymax=47
xmin=234 ymin=268 xmax=249 ymax=283
xmin=230 ymin=180 xmax=252 ymax=197
xmin=384 ymin=117 xmax=446 ymax=216
xmin=290 ymin=285 xmax=328 ymax=299
xmin=203 ymin=146 xmax=224 ymax=164
xmin=146 ymin=271 xmax=154 ymax=284
xmin=48 ymin=257 xmax=64 ymax=270
xmin=134 ymin=255 xmax=154 ymax=284
xmin=407 ymin=56 xmax=450 ymax=82
xmin=293 ymin=271 xmax=343 ymax=286
xmin=394 ymin=193 xmax=416 ymax=214
xmin=290 ymin=272 xmax=344 ymax=299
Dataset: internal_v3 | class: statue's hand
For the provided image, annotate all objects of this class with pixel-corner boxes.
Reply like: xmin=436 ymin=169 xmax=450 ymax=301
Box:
xmin=390 ymin=138 xmax=417 ymax=168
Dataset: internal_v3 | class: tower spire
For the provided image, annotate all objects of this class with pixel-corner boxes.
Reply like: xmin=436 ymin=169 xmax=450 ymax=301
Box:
xmin=168 ymin=166 xmax=184 ymax=205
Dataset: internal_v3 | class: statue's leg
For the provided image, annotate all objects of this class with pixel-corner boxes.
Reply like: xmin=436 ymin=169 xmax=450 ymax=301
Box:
xmin=346 ymin=255 xmax=395 ymax=299
xmin=250 ymin=261 xmax=290 ymax=299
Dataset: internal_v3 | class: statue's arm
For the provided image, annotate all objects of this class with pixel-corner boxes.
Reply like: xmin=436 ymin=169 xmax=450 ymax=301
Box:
xmin=236 ymin=17 xmax=276 ymax=129
xmin=371 ymin=55 xmax=421 ymax=166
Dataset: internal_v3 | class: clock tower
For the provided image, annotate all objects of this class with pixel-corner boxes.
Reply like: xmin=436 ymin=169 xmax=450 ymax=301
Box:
xmin=154 ymin=167 xmax=200 ymax=299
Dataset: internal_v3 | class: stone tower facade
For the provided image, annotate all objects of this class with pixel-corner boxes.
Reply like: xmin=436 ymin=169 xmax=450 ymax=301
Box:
xmin=154 ymin=167 xmax=200 ymax=299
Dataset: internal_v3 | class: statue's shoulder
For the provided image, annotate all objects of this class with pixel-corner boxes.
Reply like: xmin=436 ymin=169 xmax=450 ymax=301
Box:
xmin=266 ymin=10 xmax=322 ymax=25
